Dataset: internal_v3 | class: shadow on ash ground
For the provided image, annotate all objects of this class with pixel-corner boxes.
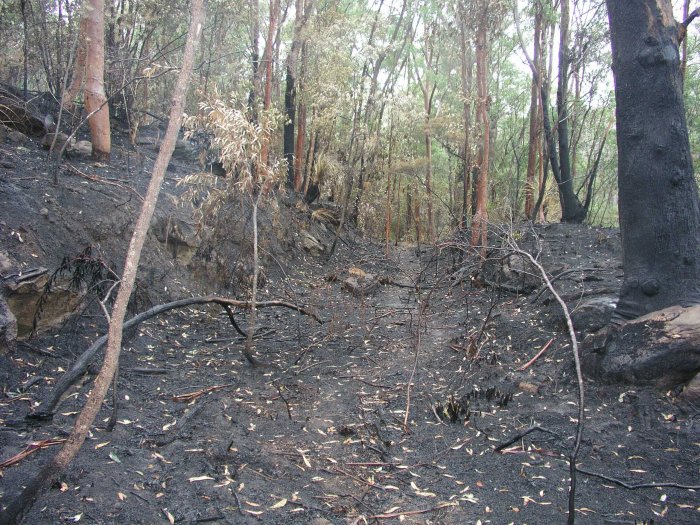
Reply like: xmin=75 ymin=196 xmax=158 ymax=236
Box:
xmin=0 ymin=133 xmax=698 ymax=525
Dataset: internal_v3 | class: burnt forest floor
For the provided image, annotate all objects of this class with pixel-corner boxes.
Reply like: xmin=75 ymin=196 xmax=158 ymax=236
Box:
xmin=1 ymin=131 xmax=699 ymax=525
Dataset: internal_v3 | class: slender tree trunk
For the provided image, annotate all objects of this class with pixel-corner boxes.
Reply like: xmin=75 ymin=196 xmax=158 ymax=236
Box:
xmin=536 ymin=100 xmax=547 ymax=223
xmin=414 ymin=23 xmax=438 ymax=244
xmin=303 ymin=123 xmax=317 ymax=194
xmin=283 ymin=66 xmax=295 ymax=187
xmin=405 ymin=190 xmax=412 ymax=239
xmin=294 ymin=99 xmax=306 ymax=191
xmin=424 ymin=120 xmax=434 ymax=243
xmin=470 ymin=14 xmax=489 ymax=258
xmin=524 ymin=5 xmax=543 ymax=219
xmin=248 ymin=0 xmax=260 ymax=117
xmin=260 ymin=0 xmax=279 ymax=167
xmin=284 ymin=0 xmax=308 ymax=188
xmin=606 ymin=0 xmax=700 ymax=321
xmin=244 ymin=193 xmax=263 ymax=366
xmin=385 ymin=112 xmax=395 ymax=257
xmin=457 ymin=2 xmax=473 ymax=231
xmin=62 ymin=15 xmax=89 ymax=111
xmin=84 ymin=0 xmax=111 ymax=161
xmin=395 ymin=174 xmax=402 ymax=244
xmin=413 ymin=189 xmax=421 ymax=246
xmin=20 ymin=0 xmax=29 ymax=99
xmin=0 ymin=2 xmax=204 ymax=524
xmin=554 ymin=0 xmax=585 ymax=222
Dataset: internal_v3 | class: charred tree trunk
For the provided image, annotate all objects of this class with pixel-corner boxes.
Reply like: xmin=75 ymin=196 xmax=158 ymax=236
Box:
xmin=248 ymin=0 xmax=260 ymax=117
xmin=20 ymin=0 xmax=29 ymax=99
xmin=385 ymin=112 xmax=395 ymax=257
xmin=283 ymin=66 xmax=296 ymax=187
xmin=554 ymin=0 xmax=584 ymax=223
xmin=606 ymin=0 xmax=700 ymax=321
xmin=414 ymin=23 xmax=438 ymax=244
xmin=284 ymin=0 xmax=312 ymax=189
xmin=294 ymin=97 xmax=306 ymax=191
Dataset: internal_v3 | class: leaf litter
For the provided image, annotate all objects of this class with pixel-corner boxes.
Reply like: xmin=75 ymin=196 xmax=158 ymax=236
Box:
xmin=1 ymin=225 xmax=698 ymax=524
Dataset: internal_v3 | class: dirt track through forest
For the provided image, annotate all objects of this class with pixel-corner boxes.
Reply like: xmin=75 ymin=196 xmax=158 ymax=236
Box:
xmin=2 ymin=238 xmax=700 ymax=525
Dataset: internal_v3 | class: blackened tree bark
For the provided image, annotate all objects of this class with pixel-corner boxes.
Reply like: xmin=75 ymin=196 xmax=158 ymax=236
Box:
xmin=260 ymin=0 xmax=279 ymax=168
xmin=606 ymin=0 xmax=700 ymax=321
xmin=248 ymin=0 xmax=260 ymax=116
xmin=553 ymin=0 xmax=584 ymax=222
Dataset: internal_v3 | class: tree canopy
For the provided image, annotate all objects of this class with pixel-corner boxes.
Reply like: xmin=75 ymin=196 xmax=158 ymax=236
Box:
xmin=0 ymin=0 xmax=698 ymax=248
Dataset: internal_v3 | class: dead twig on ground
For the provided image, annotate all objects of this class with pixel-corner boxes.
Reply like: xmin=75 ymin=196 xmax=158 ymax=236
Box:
xmin=576 ymin=466 xmax=700 ymax=490
xmin=338 ymin=376 xmax=392 ymax=389
xmin=123 ymin=367 xmax=171 ymax=375
xmin=0 ymin=439 xmax=67 ymax=469
xmin=530 ymin=268 xmax=598 ymax=304
xmin=494 ymin=425 xmax=562 ymax=452
xmin=369 ymin=501 xmax=458 ymax=519
xmin=470 ymin=284 xmax=501 ymax=359
xmin=517 ymin=337 xmax=556 ymax=371
xmin=274 ymin=383 xmax=293 ymax=420
xmin=402 ymin=249 xmax=451 ymax=432
xmin=154 ymin=399 xmax=210 ymax=447
xmin=171 ymin=383 xmax=235 ymax=402
xmin=403 ymin=290 xmax=427 ymax=433
xmin=327 ymin=466 xmax=391 ymax=492
xmin=295 ymin=359 xmax=330 ymax=374
xmin=61 ymin=164 xmax=145 ymax=202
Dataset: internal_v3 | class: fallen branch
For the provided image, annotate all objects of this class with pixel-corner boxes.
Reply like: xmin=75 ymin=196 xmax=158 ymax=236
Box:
xmin=338 ymin=375 xmax=392 ymax=389
xmin=517 ymin=338 xmax=556 ymax=371
xmin=154 ymin=399 xmax=210 ymax=447
xmin=0 ymin=439 xmax=66 ymax=469
xmin=274 ymin=383 xmax=293 ymax=420
xmin=494 ymin=425 xmax=561 ymax=453
xmin=576 ymin=465 xmax=700 ymax=490
xmin=369 ymin=502 xmax=459 ymax=519
xmin=123 ymin=367 xmax=171 ymax=375
xmin=171 ymin=383 xmax=235 ymax=402
xmin=29 ymin=295 xmax=322 ymax=419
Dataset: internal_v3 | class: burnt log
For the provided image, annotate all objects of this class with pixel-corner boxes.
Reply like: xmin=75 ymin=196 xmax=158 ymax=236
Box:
xmin=582 ymin=305 xmax=700 ymax=389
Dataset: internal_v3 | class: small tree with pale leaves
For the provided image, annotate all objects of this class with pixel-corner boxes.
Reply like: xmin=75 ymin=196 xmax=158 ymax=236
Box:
xmin=181 ymin=92 xmax=284 ymax=365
